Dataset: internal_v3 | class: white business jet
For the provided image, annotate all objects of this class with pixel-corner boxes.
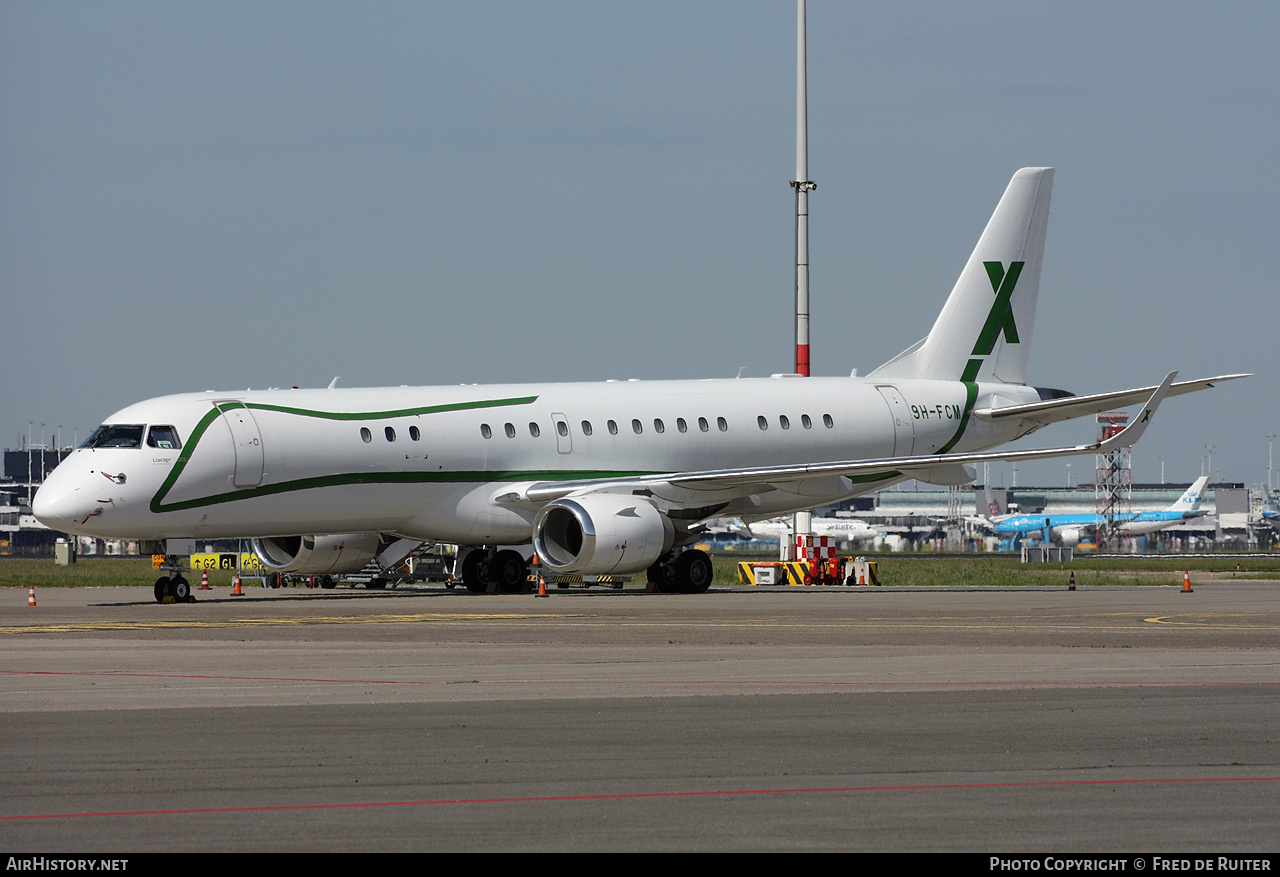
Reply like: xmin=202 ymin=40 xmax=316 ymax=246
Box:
xmin=33 ymin=168 xmax=1245 ymax=599
xmin=712 ymin=515 xmax=880 ymax=543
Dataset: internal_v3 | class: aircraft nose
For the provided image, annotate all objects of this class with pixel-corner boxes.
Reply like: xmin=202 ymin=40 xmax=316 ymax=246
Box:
xmin=32 ymin=477 xmax=87 ymax=533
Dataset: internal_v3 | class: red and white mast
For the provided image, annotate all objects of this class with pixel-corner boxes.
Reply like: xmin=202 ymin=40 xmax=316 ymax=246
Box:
xmin=792 ymin=0 xmax=816 ymax=547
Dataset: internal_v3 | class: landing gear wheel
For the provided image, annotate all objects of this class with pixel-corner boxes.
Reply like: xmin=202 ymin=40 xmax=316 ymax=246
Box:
xmin=648 ymin=558 xmax=680 ymax=593
xmin=172 ymin=577 xmax=191 ymax=602
xmin=319 ymin=575 xmax=336 ymax=589
xmin=675 ymin=549 xmax=713 ymax=594
xmin=461 ymin=549 xmax=488 ymax=594
xmin=154 ymin=576 xmax=170 ymax=603
xmin=365 ymin=578 xmax=387 ymax=590
xmin=490 ymin=549 xmax=528 ymax=594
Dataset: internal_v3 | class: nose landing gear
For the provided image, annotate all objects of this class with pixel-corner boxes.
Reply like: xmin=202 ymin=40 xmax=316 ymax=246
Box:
xmin=153 ymin=572 xmax=193 ymax=603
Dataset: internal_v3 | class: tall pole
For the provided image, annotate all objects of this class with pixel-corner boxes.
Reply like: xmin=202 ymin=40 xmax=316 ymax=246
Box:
xmin=791 ymin=0 xmax=816 ymax=550
xmin=792 ymin=0 xmax=815 ymax=378
xmin=1267 ymin=434 xmax=1276 ymax=494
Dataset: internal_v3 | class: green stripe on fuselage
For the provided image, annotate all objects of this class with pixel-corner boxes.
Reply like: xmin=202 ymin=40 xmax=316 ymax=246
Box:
xmin=150 ymin=395 xmax=542 ymax=513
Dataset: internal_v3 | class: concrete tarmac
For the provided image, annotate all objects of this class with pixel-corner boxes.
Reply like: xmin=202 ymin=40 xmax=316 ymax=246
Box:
xmin=1 ymin=582 xmax=1277 ymax=852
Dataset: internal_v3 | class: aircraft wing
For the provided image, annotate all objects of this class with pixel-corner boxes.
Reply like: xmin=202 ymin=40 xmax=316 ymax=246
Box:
xmin=524 ymin=373 xmax=1177 ymax=505
xmin=974 ymin=373 xmax=1248 ymax=427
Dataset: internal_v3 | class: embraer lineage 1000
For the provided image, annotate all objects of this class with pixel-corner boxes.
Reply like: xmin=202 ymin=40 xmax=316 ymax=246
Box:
xmin=34 ymin=168 xmax=1245 ymax=598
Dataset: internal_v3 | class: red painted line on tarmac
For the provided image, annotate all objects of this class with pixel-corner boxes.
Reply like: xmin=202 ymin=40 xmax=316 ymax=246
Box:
xmin=2 ymin=776 xmax=1277 ymax=822
xmin=0 ymin=669 xmax=1275 ymax=687
xmin=0 ymin=669 xmax=438 ymax=685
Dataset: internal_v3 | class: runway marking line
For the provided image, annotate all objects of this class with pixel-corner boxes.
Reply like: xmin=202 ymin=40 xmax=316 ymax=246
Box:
xmin=3 ymin=611 xmax=1276 ymax=636
xmin=2 ymin=776 xmax=1276 ymax=822
xmin=1144 ymin=613 xmax=1280 ymax=629
xmin=0 ymin=612 xmax=582 ymax=634
xmin=2 ymin=669 xmax=1276 ymax=688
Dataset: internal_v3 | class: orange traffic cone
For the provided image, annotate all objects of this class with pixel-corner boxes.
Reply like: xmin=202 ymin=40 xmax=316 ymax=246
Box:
xmin=1068 ymin=571 xmax=1076 ymax=591
xmin=28 ymin=586 xmax=36 ymax=607
xmin=1181 ymin=571 xmax=1193 ymax=593
xmin=231 ymin=573 xmax=244 ymax=596
xmin=533 ymin=554 xmax=548 ymax=597
xmin=200 ymin=570 xmax=211 ymax=590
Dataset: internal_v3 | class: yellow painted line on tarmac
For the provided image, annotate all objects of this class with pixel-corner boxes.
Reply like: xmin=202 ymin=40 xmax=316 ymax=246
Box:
xmin=0 ymin=612 xmax=582 ymax=635
xmin=1144 ymin=613 xmax=1280 ymax=630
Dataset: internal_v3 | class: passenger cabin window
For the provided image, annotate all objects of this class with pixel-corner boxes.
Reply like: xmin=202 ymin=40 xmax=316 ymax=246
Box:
xmin=481 ymin=424 xmax=493 ymax=439
xmin=83 ymin=424 xmax=145 ymax=449
xmin=654 ymin=418 xmax=665 ymax=434
xmin=676 ymin=418 xmax=687 ymax=433
xmin=581 ymin=420 xmax=593 ymax=436
xmin=385 ymin=427 xmax=397 ymax=442
xmin=698 ymin=417 xmax=709 ymax=433
xmin=505 ymin=423 xmax=516 ymax=439
xmin=529 ymin=422 xmax=540 ymax=437
xmin=146 ymin=425 xmax=183 ymax=450
xmin=632 ymin=419 xmax=643 ymax=435
xmin=757 ymin=416 xmax=768 ymax=431
xmin=360 ymin=428 xmax=372 ymax=443
xmin=801 ymin=414 xmax=812 ymax=429
xmin=409 ymin=426 xmax=421 ymax=441
xmin=556 ymin=421 xmax=568 ymax=437
xmin=779 ymin=415 xmax=790 ymax=430
xmin=717 ymin=417 xmax=728 ymax=432
xmin=823 ymin=414 xmax=834 ymax=428
xmin=608 ymin=420 xmax=618 ymax=435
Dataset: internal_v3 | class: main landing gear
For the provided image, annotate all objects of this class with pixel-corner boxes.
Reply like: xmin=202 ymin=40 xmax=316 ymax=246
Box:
xmin=456 ymin=546 xmax=714 ymax=594
xmin=647 ymin=548 xmax=713 ymax=594
xmin=459 ymin=547 xmax=531 ymax=594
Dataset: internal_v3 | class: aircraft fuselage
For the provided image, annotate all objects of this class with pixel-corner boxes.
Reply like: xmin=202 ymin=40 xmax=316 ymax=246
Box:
xmin=35 ymin=375 xmax=1043 ymax=544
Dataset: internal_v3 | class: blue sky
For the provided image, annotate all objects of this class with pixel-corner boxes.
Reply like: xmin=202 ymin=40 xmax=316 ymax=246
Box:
xmin=2 ymin=2 xmax=1275 ymax=488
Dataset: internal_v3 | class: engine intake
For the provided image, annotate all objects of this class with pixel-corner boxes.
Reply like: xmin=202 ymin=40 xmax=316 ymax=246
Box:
xmin=252 ymin=533 xmax=381 ymax=575
xmin=533 ymin=496 xmax=673 ymax=574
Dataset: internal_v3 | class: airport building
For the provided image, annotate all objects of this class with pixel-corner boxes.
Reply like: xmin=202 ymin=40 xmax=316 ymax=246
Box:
xmin=1 ymin=445 xmax=72 ymax=554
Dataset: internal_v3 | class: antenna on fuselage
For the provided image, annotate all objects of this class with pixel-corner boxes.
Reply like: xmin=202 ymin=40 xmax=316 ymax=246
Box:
xmin=328 ymin=377 xmax=340 ymax=389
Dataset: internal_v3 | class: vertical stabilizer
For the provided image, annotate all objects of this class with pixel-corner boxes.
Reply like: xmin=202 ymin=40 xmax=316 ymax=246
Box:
xmin=1168 ymin=476 xmax=1210 ymax=512
xmin=871 ymin=167 xmax=1054 ymax=384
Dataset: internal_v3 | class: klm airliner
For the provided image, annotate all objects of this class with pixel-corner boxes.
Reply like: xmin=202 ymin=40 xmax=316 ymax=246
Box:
xmin=988 ymin=477 xmax=1211 ymax=546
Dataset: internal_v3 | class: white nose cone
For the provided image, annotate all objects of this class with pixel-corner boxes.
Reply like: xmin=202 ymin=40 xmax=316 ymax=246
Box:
xmin=32 ymin=474 xmax=86 ymax=534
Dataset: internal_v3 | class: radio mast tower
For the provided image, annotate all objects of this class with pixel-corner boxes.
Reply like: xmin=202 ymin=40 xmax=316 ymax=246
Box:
xmin=1095 ymin=413 xmax=1132 ymax=551
xmin=791 ymin=0 xmax=817 ymax=551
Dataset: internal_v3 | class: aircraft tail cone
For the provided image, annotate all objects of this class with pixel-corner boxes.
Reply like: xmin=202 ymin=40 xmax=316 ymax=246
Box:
xmin=28 ymin=586 xmax=36 ymax=608
xmin=1068 ymin=571 xmax=1076 ymax=591
xmin=200 ymin=570 xmax=211 ymax=590
xmin=1182 ymin=571 xmax=1193 ymax=593
xmin=231 ymin=574 xmax=244 ymax=596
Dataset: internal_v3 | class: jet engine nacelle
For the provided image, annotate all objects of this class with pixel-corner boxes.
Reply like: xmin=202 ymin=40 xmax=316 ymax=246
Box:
xmin=252 ymin=533 xmax=381 ymax=575
xmin=532 ymin=495 xmax=674 ymax=574
xmin=1058 ymin=528 xmax=1082 ymax=547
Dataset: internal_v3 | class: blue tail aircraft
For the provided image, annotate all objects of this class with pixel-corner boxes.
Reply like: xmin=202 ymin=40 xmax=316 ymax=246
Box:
xmin=986 ymin=477 xmax=1210 ymax=546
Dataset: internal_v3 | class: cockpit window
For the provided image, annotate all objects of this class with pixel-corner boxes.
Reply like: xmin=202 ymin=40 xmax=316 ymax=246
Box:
xmin=82 ymin=424 xmax=145 ymax=449
xmin=146 ymin=425 xmax=183 ymax=450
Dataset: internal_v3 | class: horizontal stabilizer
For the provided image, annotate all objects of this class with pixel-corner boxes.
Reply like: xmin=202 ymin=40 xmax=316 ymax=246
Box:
xmin=975 ymin=373 xmax=1249 ymax=426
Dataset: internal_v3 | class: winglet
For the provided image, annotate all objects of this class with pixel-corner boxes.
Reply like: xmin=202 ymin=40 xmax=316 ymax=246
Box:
xmin=1098 ymin=371 xmax=1176 ymax=451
